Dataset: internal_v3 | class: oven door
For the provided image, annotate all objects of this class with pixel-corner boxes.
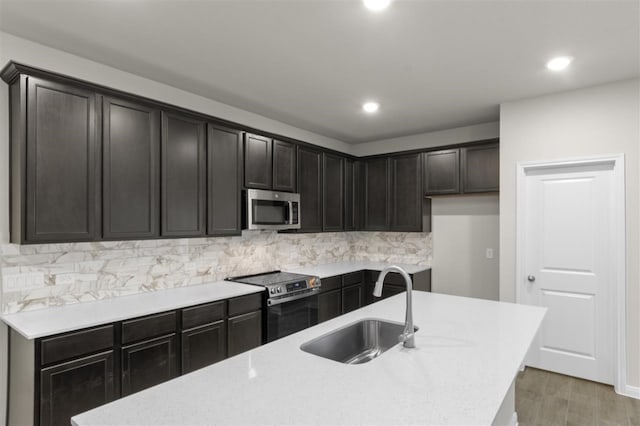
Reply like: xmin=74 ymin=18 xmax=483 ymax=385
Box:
xmin=266 ymin=294 xmax=318 ymax=342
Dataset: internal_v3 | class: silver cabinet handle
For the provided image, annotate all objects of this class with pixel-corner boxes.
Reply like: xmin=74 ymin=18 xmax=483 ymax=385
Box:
xmin=527 ymin=275 xmax=536 ymax=282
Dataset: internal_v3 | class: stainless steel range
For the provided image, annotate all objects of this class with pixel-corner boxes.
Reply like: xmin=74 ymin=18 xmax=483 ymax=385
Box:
xmin=226 ymin=271 xmax=321 ymax=342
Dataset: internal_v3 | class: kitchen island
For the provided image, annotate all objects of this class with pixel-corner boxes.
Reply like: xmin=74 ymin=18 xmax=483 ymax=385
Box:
xmin=72 ymin=291 xmax=545 ymax=426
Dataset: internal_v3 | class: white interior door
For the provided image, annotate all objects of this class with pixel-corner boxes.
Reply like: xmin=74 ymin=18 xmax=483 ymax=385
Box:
xmin=520 ymin=161 xmax=618 ymax=384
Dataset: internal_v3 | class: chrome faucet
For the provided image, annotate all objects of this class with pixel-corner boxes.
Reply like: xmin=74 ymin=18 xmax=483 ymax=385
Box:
xmin=373 ymin=265 xmax=416 ymax=348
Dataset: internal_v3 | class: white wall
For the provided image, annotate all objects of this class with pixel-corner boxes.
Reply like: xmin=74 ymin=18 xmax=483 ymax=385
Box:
xmin=500 ymin=78 xmax=640 ymax=389
xmin=431 ymin=195 xmax=499 ymax=300
xmin=352 ymin=121 xmax=499 ymax=157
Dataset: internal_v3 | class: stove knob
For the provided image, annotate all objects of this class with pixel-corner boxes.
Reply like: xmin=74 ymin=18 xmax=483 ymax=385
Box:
xmin=270 ymin=288 xmax=276 ymax=295
xmin=277 ymin=287 xmax=282 ymax=293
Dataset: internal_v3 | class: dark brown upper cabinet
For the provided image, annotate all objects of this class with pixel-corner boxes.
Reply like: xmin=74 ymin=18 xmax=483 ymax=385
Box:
xmin=461 ymin=143 xmax=499 ymax=193
xmin=243 ymin=133 xmax=272 ymax=189
xmin=363 ymin=157 xmax=391 ymax=231
xmin=423 ymin=141 xmax=499 ymax=196
xmin=207 ymin=124 xmax=243 ymax=237
xmin=161 ymin=112 xmax=206 ymax=237
xmin=298 ymin=146 xmax=323 ymax=233
xmin=390 ymin=153 xmax=423 ymax=232
xmin=103 ymin=97 xmax=160 ymax=239
xmin=9 ymin=76 xmax=100 ymax=244
xmin=272 ymin=140 xmax=297 ymax=192
xmin=343 ymin=159 xmax=360 ymax=231
xmin=322 ymin=153 xmax=344 ymax=232
xmin=423 ymin=149 xmax=460 ymax=195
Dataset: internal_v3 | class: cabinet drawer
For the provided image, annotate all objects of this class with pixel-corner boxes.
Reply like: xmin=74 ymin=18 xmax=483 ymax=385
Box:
xmin=122 ymin=311 xmax=177 ymax=345
xmin=228 ymin=293 xmax=262 ymax=317
xmin=342 ymin=271 xmax=364 ymax=286
xmin=321 ymin=275 xmax=342 ymax=292
xmin=182 ymin=301 xmax=226 ymax=329
xmin=40 ymin=325 xmax=114 ymax=366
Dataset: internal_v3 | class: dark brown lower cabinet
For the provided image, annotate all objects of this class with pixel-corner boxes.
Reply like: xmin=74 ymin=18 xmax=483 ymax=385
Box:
xmin=228 ymin=311 xmax=262 ymax=357
xmin=121 ymin=334 xmax=177 ymax=396
xmin=342 ymin=283 xmax=363 ymax=314
xmin=39 ymin=350 xmax=116 ymax=426
xmin=181 ymin=321 xmax=227 ymax=374
xmin=318 ymin=289 xmax=342 ymax=323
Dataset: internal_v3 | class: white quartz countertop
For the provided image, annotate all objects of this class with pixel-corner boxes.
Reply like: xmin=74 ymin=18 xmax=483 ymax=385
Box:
xmin=72 ymin=292 xmax=545 ymax=426
xmin=284 ymin=261 xmax=429 ymax=278
xmin=2 ymin=261 xmax=428 ymax=340
xmin=1 ymin=281 xmax=264 ymax=339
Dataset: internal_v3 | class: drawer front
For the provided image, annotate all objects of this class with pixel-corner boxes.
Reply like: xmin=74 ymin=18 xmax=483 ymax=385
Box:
xmin=122 ymin=311 xmax=177 ymax=345
xmin=228 ymin=293 xmax=263 ymax=317
xmin=321 ymin=275 xmax=342 ymax=292
xmin=342 ymin=271 xmax=364 ymax=286
xmin=182 ymin=301 xmax=226 ymax=329
xmin=40 ymin=325 xmax=114 ymax=366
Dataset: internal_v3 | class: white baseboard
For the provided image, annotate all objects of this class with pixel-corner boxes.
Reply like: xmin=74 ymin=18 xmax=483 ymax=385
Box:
xmin=619 ymin=384 xmax=640 ymax=400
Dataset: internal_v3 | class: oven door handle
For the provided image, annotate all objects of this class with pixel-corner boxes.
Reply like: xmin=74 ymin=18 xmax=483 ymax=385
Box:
xmin=267 ymin=290 xmax=320 ymax=306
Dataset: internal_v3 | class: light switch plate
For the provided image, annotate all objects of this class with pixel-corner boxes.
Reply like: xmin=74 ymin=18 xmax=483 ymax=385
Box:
xmin=485 ymin=248 xmax=494 ymax=259
xmin=2 ymin=272 xmax=45 ymax=292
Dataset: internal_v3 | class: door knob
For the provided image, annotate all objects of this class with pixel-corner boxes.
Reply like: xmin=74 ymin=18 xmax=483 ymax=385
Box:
xmin=527 ymin=275 xmax=536 ymax=282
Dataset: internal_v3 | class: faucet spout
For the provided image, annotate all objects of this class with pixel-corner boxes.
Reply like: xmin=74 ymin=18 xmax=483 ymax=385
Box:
xmin=373 ymin=265 xmax=416 ymax=348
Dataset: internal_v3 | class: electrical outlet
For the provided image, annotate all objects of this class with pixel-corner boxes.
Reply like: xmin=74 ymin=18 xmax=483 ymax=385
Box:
xmin=485 ymin=248 xmax=494 ymax=259
xmin=55 ymin=273 xmax=76 ymax=285
xmin=2 ymin=272 xmax=45 ymax=292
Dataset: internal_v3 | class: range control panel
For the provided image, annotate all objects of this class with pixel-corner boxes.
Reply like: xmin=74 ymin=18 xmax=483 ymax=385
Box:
xmin=267 ymin=276 xmax=321 ymax=298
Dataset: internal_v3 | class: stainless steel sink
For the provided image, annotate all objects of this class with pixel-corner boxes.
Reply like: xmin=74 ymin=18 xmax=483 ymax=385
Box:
xmin=300 ymin=318 xmax=419 ymax=364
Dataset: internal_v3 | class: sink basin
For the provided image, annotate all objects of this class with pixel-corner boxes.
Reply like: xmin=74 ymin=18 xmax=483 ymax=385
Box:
xmin=300 ymin=318 xmax=418 ymax=364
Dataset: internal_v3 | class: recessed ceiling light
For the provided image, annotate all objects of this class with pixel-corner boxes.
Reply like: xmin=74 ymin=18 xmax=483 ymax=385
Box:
xmin=546 ymin=56 xmax=573 ymax=71
xmin=362 ymin=102 xmax=380 ymax=113
xmin=363 ymin=0 xmax=392 ymax=12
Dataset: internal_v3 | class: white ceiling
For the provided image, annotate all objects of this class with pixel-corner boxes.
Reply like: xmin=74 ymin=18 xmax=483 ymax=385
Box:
xmin=1 ymin=0 xmax=638 ymax=143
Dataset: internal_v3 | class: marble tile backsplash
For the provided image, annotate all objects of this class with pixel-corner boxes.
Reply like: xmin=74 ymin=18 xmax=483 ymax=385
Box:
xmin=0 ymin=231 xmax=431 ymax=314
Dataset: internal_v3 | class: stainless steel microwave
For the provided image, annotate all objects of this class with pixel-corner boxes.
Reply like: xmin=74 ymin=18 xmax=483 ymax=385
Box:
xmin=244 ymin=189 xmax=301 ymax=230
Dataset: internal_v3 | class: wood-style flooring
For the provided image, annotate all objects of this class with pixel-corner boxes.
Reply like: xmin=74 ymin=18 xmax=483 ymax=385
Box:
xmin=516 ymin=367 xmax=640 ymax=426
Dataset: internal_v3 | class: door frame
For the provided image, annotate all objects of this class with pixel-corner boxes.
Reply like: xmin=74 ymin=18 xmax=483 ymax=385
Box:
xmin=515 ymin=154 xmax=626 ymax=394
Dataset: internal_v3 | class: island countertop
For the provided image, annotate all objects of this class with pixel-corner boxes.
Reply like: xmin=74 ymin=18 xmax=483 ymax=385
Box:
xmin=72 ymin=292 xmax=545 ymax=426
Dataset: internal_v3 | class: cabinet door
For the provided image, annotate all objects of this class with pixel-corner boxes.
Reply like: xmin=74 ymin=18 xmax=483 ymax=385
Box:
xmin=423 ymin=149 xmax=460 ymax=195
xmin=344 ymin=159 xmax=355 ymax=231
xmin=181 ymin=320 xmax=227 ymax=374
xmin=228 ymin=311 xmax=262 ymax=357
xmin=25 ymin=77 xmax=99 ymax=243
xmin=318 ymin=289 xmax=342 ymax=323
xmin=364 ymin=281 xmax=405 ymax=304
xmin=272 ymin=140 xmax=297 ymax=192
xmin=323 ymin=153 xmax=344 ymax=232
xmin=390 ymin=153 xmax=422 ymax=231
xmin=103 ymin=97 xmax=160 ymax=239
xmin=364 ymin=157 xmax=390 ymax=231
xmin=461 ymin=143 xmax=499 ymax=193
xmin=298 ymin=147 xmax=323 ymax=232
xmin=342 ymin=283 xmax=363 ymax=314
xmin=244 ymin=133 xmax=272 ymax=189
xmin=207 ymin=124 xmax=243 ymax=236
xmin=161 ymin=112 xmax=206 ymax=237
xmin=121 ymin=334 xmax=177 ymax=396
xmin=40 ymin=350 xmax=116 ymax=426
